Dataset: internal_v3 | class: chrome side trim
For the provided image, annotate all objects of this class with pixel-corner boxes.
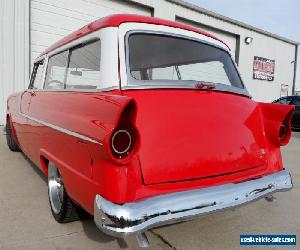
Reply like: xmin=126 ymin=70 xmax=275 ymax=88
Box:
xmin=21 ymin=87 xmax=119 ymax=93
xmin=121 ymin=84 xmax=250 ymax=97
xmin=94 ymin=169 xmax=292 ymax=237
xmin=20 ymin=112 xmax=102 ymax=146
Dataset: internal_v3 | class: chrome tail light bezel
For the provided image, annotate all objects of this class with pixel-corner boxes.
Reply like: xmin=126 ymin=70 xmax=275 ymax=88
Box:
xmin=111 ymin=129 xmax=132 ymax=157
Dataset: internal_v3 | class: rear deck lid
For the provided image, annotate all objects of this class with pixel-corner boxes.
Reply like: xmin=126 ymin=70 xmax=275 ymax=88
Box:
xmin=124 ymin=89 xmax=268 ymax=184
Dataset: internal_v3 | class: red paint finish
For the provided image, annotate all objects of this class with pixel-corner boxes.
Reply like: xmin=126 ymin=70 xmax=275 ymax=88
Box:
xmin=124 ymin=89 xmax=269 ymax=184
xmin=41 ymin=14 xmax=228 ymax=56
xmin=7 ymin=88 xmax=294 ymax=210
xmin=259 ymin=102 xmax=294 ymax=146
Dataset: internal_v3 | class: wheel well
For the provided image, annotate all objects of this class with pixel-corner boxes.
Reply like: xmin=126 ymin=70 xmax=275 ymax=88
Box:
xmin=40 ymin=156 xmax=49 ymax=176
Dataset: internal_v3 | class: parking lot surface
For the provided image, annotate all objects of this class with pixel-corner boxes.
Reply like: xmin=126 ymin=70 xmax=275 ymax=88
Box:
xmin=0 ymin=126 xmax=299 ymax=250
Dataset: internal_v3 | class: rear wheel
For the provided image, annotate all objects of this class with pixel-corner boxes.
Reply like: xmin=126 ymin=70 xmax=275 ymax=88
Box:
xmin=48 ymin=163 xmax=84 ymax=223
xmin=5 ymin=118 xmax=20 ymax=152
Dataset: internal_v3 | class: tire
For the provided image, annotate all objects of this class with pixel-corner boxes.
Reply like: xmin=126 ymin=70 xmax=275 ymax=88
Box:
xmin=5 ymin=118 xmax=20 ymax=152
xmin=48 ymin=163 xmax=86 ymax=223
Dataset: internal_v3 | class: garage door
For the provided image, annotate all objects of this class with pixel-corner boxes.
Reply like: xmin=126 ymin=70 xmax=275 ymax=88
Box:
xmin=30 ymin=0 xmax=152 ymax=65
xmin=176 ymin=17 xmax=238 ymax=63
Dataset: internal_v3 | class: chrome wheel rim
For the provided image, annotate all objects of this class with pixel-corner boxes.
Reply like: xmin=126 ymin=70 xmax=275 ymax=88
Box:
xmin=48 ymin=164 xmax=64 ymax=214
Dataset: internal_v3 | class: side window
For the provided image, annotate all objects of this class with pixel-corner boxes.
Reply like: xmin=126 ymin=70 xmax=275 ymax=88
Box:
xmin=44 ymin=51 xmax=69 ymax=89
xmin=65 ymin=40 xmax=101 ymax=90
xmin=29 ymin=60 xmax=45 ymax=89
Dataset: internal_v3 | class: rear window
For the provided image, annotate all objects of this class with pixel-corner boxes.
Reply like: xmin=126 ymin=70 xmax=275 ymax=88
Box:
xmin=127 ymin=33 xmax=243 ymax=89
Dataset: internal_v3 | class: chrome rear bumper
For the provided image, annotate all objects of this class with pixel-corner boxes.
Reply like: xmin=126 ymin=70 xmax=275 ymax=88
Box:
xmin=94 ymin=169 xmax=292 ymax=238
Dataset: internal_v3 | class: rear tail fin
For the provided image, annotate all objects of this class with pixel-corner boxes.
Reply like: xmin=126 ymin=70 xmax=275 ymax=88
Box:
xmin=259 ymin=103 xmax=294 ymax=146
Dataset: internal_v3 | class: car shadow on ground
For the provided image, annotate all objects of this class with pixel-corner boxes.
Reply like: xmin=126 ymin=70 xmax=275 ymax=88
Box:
xmin=80 ymin=219 xmax=129 ymax=248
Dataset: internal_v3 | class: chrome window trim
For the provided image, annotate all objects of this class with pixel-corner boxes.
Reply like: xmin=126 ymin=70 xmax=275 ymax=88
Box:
xmin=33 ymin=54 xmax=47 ymax=64
xmin=121 ymin=84 xmax=250 ymax=96
xmin=42 ymin=55 xmax=49 ymax=90
xmin=123 ymin=30 xmax=251 ymax=98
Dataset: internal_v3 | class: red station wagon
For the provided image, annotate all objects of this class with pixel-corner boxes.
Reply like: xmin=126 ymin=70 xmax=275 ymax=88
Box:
xmin=6 ymin=14 xmax=294 ymax=247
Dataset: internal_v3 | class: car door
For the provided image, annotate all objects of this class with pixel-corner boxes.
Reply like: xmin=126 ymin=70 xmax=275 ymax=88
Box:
xmin=17 ymin=60 xmax=45 ymax=156
xmin=21 ymin=59 xmax=45 ymax=164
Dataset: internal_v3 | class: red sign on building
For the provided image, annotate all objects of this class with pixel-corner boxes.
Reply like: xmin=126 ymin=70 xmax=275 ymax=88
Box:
xmin=253 ymin=56 xmax=275 ymax=81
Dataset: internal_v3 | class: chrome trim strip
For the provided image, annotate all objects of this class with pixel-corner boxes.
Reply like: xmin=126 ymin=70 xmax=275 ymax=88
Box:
xmin=21 ymin=87 xmax=119 ymax=93
xmin=20 ymin=112 xmax=102 ymax=146
xmin=94 ymin=169 xmax=292 ymax=237
xmin=121 ymin=84 xmax=250 ymax=97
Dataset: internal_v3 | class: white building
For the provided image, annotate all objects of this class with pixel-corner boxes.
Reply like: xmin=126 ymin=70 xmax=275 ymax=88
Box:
xmin=0 ymin=0 xmax=298 ymax=124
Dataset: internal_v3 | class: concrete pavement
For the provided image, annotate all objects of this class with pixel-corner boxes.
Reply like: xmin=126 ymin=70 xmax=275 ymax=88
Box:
xmin=0 ymin=127 xmax=299 ymax=250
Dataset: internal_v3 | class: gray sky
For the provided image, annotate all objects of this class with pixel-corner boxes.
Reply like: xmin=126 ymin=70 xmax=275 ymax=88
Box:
xmin=186 ymin=0 xmax=300 ymax=89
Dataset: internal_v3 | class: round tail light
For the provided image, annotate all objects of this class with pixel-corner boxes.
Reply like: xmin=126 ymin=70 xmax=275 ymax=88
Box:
xmin=111 ymin=129 xmax=132 ymax=157
xmin=279 ymin=124 xmax=287 ymax=141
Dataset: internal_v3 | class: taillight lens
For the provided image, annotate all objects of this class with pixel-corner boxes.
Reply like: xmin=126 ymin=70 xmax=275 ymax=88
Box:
xmin=111 ymin=129 xmax=132 ymax=158
xmin=108 ymin=101 xmax=140 ymax=162
xmin=279 ymin=124 xmax=287 ymax=141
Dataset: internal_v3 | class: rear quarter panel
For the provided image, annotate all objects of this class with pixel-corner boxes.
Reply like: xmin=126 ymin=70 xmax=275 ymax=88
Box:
xmin=26 ymin=90 xmax=142 ymax=212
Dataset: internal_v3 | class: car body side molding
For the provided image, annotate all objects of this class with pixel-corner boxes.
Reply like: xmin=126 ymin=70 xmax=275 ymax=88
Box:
xmin=20 ymin=112 xmax=103 ymax=146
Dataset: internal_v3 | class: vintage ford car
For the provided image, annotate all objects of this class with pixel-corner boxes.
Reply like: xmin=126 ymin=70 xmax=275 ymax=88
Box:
xmin=6 ymin=14 xmax=294 ymax=246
